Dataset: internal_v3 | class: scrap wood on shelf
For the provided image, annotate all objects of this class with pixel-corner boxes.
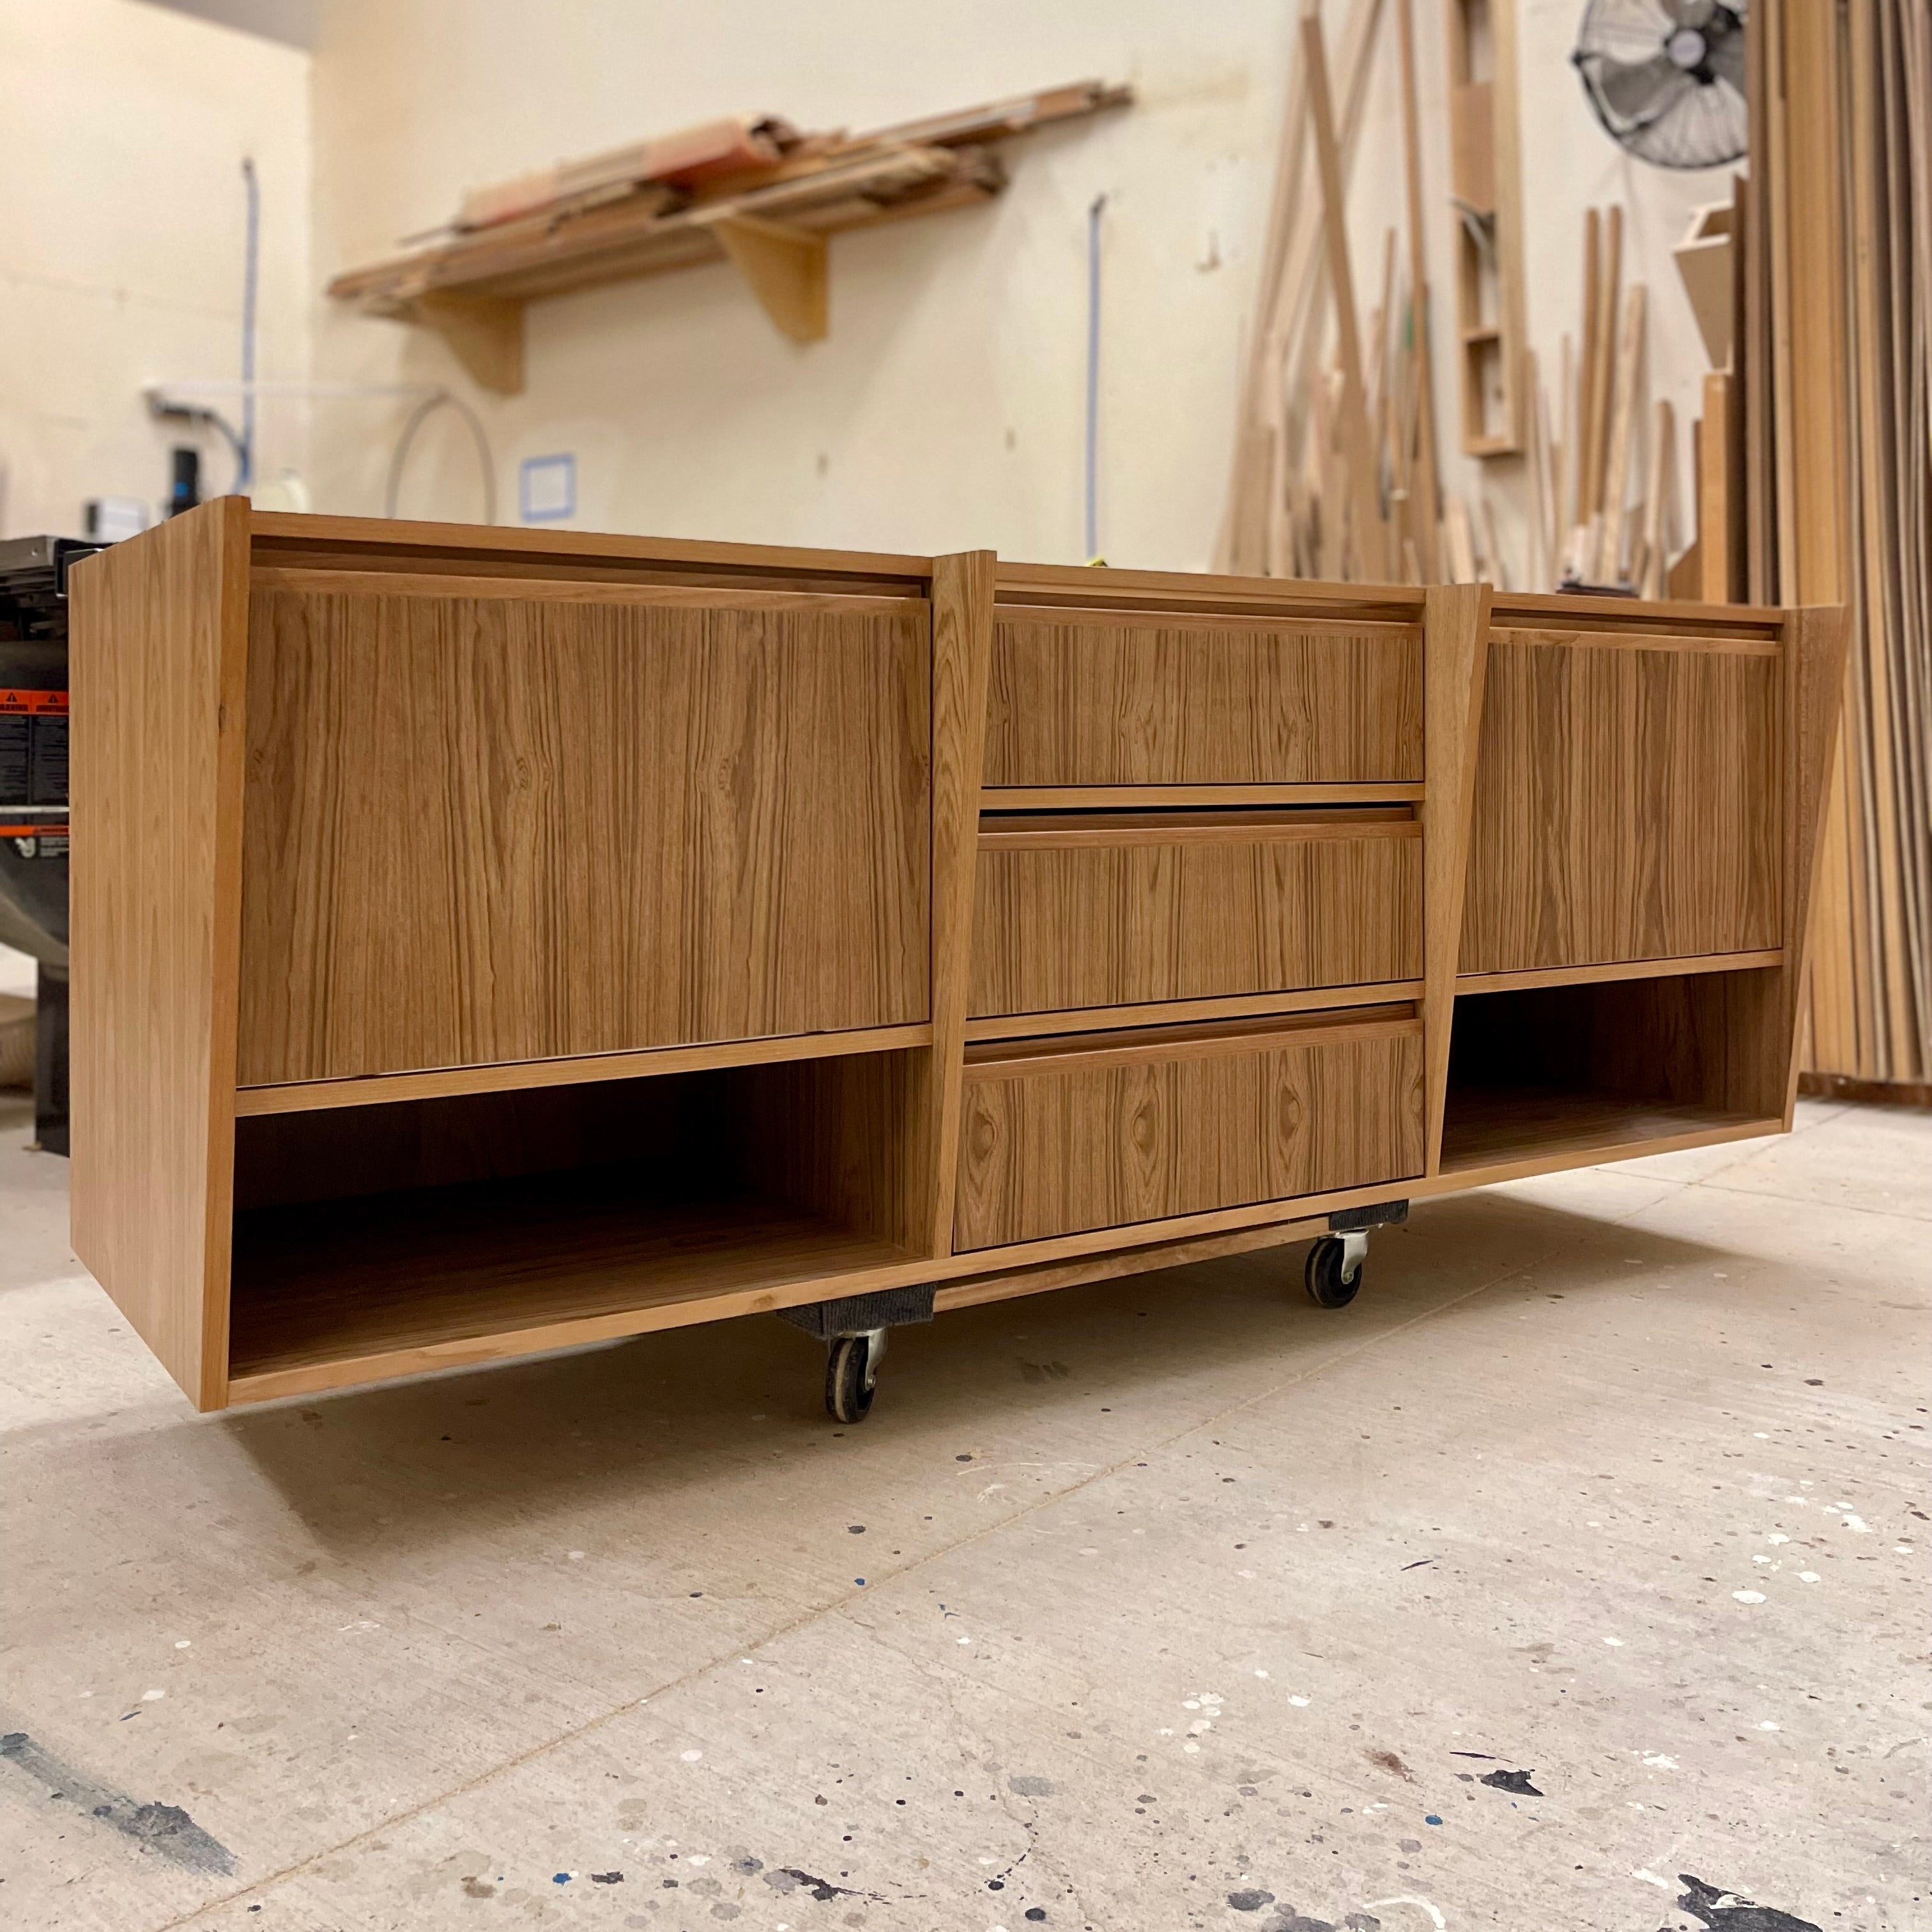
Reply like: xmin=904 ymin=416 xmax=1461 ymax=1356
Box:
xmin=328 ymin=79 xmax=1131 ymax=392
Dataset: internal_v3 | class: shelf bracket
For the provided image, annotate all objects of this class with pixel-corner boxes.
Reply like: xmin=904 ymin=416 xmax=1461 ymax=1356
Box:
xmin=400 ymin=291 xmax=526 ymax=397
xmin=706 ymin=213 xmax=828 ymax=344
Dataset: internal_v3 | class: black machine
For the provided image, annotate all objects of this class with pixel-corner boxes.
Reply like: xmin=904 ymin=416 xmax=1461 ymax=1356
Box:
xmin=0 ymin=535 xmax=97 ymax=1154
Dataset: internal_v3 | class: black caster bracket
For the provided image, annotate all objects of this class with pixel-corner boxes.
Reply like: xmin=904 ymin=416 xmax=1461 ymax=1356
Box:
xmin=781 ymin=1284 xmax=937 ymax=1423
xmin=1305 ymin=1200 xmax=1407 ymax=1310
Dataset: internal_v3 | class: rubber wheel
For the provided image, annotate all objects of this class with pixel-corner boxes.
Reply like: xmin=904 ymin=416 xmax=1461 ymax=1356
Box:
xmin=1304 ymin=1234 xmax=1363 ymax=1308
xmin=825 ymin=1333 xmax=877 ymax=1423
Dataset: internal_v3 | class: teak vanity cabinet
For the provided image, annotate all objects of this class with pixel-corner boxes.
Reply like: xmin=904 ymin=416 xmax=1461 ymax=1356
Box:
xmin=68 ymin=504 xmax=1846 ymax=1414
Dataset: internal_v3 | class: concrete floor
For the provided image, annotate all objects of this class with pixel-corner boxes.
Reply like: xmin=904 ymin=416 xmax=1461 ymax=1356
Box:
xmin=1 ymin=1093 xmax=1926 ymax=1932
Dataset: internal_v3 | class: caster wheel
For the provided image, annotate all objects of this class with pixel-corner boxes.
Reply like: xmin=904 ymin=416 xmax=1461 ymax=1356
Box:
xmin=1305 ymin=1234 xmax=1364 ymax=1308
xmin=825 ymin=1332 xmax=878 ymax=1423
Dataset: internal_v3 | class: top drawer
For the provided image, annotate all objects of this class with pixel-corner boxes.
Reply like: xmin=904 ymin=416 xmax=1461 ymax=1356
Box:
xmin=984 ymin=606 xmax=1423 ymax=787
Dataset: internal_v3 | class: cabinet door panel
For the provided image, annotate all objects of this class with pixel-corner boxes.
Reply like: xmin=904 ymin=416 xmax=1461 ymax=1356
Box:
xmin=239 ymin=588 xmax=930 ymax=1084
xmin=1460 ymin=633 xmax=1782 ymax=973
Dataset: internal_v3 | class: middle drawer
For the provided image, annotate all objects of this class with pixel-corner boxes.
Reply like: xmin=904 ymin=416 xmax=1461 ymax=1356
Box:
xmin=968 ymin=808 xmax=1423 ymax=1019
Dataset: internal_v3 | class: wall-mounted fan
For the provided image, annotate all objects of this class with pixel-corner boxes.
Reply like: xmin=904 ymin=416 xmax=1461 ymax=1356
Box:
xmin=1573 ymin=0 xmax=1748 ymax=169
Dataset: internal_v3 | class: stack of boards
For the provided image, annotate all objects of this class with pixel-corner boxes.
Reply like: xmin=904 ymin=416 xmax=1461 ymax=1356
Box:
xmin=1747 ymin=0 xmax=1932 ymax=1094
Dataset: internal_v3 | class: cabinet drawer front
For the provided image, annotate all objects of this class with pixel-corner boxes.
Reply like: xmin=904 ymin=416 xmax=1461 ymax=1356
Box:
xmin=969 ymin=811 xmax=1422 ymax=1017
xmin=238 ymin=586 xmax=931 ymax=1084
xmin=954 ymin=1012 xmax=1425 ymax=1250
xmin=985 ymin=607 xmax=1423 ymax=786
xmin=1460 ymin=631 xmax=1783 ymax=973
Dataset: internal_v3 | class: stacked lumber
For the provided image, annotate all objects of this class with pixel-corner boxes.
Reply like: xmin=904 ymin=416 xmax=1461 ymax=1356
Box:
xmin=329 ymin=81 xmax=1130 ymax=390
xmin=1218 ymin=0 xmax=1437 ymax=583
xmin=1747 ymin=0 xmax=1932 ymax=1094
xmin=1538 ymin=205 xmax=1670 ymax=597
xmin=1217 ymin=4 xmax=1679 ymax=596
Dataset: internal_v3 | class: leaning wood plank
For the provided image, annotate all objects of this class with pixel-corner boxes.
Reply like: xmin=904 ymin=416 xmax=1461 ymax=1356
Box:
xmin=1595 ymin=283 xmax=1647 ymax=584
xmin=1485 ymin=0 xmax=1530 ymax=453
xmin=1301 ymin=2 xmax=1387 ymax=581
xmin=1275 ymin=0 xmax=1390 ymax=511
xmin=1217 ymin=25 xmax=1312 ymax=572
xmin=1422 ymin=581 xmax=1493 ymax=1172
xmin=1396 ymin=0 xmax=1442 ymax=579
xmin=1700 ymin=371 xmax=1735 ymax=602
xmin=1585 ymin=205 xmax=1623 ymax=523
xmin=68 ymin=498 xmax=252 ymax=1412
xmin=1575 ymin=210 xmax=1601 ymax=531
xmin=924 ymin=551 xmax=998 ymax=1255
xmin=1642 ymin=398 xmax=1673 ymax=601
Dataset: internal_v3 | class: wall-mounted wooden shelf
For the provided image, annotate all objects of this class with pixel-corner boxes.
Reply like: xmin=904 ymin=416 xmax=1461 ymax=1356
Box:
xmin=327 ymin=81 xmax=1130 ymax=394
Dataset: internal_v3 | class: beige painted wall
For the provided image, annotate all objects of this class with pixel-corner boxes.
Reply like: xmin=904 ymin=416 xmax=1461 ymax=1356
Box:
xmin=0 ymin=0 xmax=310 ymax=540
xmin=307 ymin=0 xmax=1740 ymax=579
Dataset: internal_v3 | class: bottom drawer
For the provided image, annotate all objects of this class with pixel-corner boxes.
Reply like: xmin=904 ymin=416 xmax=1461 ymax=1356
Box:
xmin=953 ymin=1006 xmax=1425 ymax=1251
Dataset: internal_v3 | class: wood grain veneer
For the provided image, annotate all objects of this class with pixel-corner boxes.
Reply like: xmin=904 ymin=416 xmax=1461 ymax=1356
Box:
xmin=923 ymin=551 xmax=997 ymax=1256
xmin=983 ymin=607 xmax=1424 ymax=786
xmin=68 ymin=501 xmax=250 ymax=1411
xmin=969 ymin=810 xmax=1422 ymax=1018
xmin=63 ymin=505 xmax=1843 ymax=1412
xmin=1459 ymin=629 xmax=1783 ymax=974
xmin=953 ymin=1013 xmax=1425 ymax=1250
xmin=237 ymin=585 xmax=930 ymax=1083
xmin=1421 ymin=585 xmax=1492 ymax=1174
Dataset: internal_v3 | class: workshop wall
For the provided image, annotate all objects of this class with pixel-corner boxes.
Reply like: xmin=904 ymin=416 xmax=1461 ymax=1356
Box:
xmin=0 ymin=0 xmax=311 ymax=540
xmin=308 ymin=0 xmax=1738 ymax=576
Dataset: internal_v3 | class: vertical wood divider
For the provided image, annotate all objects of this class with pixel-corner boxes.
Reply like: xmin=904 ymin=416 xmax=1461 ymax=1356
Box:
xmin=1774 ymin=604 xmax=1853 ymax=1123
xmin=922 ymin=551 xmax=997 ymax=1254
xmin=1421 ymin=581 xmax=1494 ymax=1173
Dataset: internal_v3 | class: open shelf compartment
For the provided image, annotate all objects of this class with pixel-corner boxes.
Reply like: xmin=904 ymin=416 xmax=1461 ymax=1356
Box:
xmin=226 ymin=1048 xmax=925 ymax=1399
xmin=1440 ymin=967 xmax=1788 ymax=1176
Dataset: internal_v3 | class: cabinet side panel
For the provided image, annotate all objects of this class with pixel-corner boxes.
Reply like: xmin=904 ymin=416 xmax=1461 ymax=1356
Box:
xmin=238 ymin=590 xmax=931 ymax=1082
xmin=68 ymin=499 xmax=249 ymax=1409
xmin=1459 ymin=636 xmax=1783 ymax=972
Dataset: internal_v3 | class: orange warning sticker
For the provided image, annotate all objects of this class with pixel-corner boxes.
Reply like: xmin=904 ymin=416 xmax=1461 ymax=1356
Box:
xmin=0 ymin=689 xmax=68 ymax=716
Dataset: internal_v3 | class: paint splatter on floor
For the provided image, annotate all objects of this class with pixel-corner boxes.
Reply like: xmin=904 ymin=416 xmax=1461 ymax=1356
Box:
xmin=1675 ymin=1874 xmax=1823 ymax=1931
xmin=0 ymin=1730 xmax=234 ymax=1876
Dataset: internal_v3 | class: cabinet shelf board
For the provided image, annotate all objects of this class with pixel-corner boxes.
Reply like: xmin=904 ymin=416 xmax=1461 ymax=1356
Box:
xmin=1454 ymin=951 xmax=1784 ymax=997
xmin=234 ymin=1023 xmax=935 ymax=1117
xmin=1439 ymin=1085 xmax=1774 ymax=1176
xmin=227 ymin=1172 xmax=915 ymax=1402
